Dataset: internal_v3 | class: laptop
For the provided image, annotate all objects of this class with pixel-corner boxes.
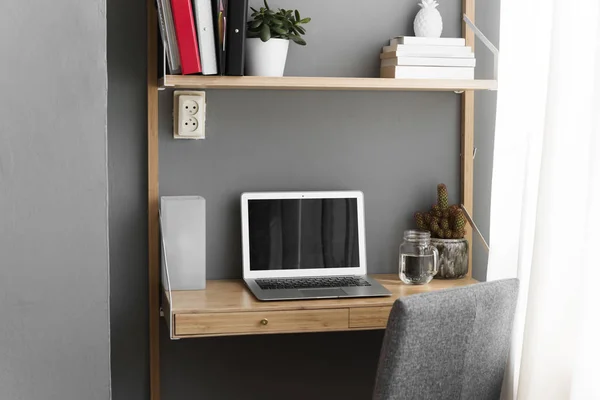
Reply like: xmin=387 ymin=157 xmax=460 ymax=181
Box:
xmin=241 ymin=191 xmax=392 ymax=301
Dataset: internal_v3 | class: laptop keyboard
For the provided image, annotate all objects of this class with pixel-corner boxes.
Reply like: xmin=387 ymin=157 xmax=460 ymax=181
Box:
xmin=255 ymin=276 xmax=372 ymax=290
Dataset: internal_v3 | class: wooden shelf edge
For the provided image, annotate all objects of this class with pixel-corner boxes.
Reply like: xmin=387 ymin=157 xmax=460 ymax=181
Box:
xmin=159 ymin=75 xmax=498 ymax=92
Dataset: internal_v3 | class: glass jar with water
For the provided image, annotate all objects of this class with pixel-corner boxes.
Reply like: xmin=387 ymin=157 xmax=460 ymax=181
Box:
xmin=399 ymin=230 xmax=439 ymax=285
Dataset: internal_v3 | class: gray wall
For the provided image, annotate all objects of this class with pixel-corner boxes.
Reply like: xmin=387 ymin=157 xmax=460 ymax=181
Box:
xmin=0 ymin=1 xmax=110 ymax=400
xmin=107 ymin=0 xmax=149 ymax=397
xmin=107 ymin=0 xmax=499 ymax=398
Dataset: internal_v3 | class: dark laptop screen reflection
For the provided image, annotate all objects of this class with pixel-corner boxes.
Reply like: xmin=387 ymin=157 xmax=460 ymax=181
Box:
xmin=248 ymin=198 xmax=359 ymax=271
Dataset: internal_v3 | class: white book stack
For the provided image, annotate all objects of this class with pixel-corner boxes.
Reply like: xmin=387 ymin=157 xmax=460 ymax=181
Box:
xmin=380 ymin=36 xmax=475 ymax=80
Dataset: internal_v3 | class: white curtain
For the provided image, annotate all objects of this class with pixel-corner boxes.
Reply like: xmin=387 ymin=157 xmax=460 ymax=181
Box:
xmin=487 ymin=0 xmax=600 ymax=399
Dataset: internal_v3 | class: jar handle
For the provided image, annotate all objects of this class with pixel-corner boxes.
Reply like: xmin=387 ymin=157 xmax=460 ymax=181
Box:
xmin=429 ymin=245 xmax=439 ymax=276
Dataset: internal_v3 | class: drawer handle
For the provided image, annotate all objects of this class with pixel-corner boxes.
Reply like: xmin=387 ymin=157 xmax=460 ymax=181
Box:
xmin=260 ymin=318 xmax=269 ymax=326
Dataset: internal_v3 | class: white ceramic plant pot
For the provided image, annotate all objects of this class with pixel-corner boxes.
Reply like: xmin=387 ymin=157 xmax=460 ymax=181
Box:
xmin=245 ymin=38 xmax=290 ymax=77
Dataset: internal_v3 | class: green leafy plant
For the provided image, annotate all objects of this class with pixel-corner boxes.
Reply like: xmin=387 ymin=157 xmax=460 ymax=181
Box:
xmin=247 ymin=0 xmax=311 ymax=45
xmin=414 ymin=184 xmax=467 ymax=239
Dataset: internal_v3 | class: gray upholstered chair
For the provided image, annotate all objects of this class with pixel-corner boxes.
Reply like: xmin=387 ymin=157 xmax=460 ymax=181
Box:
xmin=373 ymin=279 xmax=519 ymax=400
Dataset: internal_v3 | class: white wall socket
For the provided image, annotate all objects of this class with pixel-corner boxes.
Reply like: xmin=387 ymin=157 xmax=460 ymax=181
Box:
xmin=173 ymin=90 xmax=206 ymax=139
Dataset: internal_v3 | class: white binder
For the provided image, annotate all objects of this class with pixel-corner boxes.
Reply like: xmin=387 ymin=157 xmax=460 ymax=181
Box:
xmin=193 ymin=0 xmax=218 ymax=75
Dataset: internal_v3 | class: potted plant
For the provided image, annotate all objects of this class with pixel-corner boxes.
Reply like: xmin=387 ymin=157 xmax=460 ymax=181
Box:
xmin=414 ymin=184 xmax=468 ymax=279
xmin=246 ymin=0 xmax=310 ymax=77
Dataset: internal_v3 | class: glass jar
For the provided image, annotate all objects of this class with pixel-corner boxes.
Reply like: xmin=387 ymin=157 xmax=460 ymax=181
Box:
xmin=399 ymin=230 xmax=439 ymax=285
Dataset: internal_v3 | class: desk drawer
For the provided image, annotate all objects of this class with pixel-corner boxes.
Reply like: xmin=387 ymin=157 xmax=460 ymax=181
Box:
xmin=349 ymin=306 xmax=392 ymax=329
xmin=175 ymin=309 xmax=349 ymax=336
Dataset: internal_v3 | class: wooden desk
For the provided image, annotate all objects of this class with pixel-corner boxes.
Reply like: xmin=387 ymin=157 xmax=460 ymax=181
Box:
xmin=163 ymin=274 xmax=478 ymax=339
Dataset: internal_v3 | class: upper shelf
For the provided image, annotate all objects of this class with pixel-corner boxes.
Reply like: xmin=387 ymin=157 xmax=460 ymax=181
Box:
xmin=159 ymin=75 xmax=498 ymax=92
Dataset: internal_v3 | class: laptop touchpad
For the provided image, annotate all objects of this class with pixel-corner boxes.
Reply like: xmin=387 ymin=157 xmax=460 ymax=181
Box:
xmin=299 ymin=288 xmax=345 ymax=298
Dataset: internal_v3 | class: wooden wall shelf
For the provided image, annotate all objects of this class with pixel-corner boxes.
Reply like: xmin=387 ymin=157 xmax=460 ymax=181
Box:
xmin=149 ymin=0 xmax=482 ymax=396
xmin=159 ymin=75 xmax=498 ymax=92
xmin=163 ymin=274 xmax=478 ymax=339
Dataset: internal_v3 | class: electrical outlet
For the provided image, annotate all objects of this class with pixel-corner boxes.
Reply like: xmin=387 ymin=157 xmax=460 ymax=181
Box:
xmin=181 ymin=116 xmax=199 ymax=133
xmin=173 ymin=91 xmax=206 ymax=139
xmin=181 ymin=99 xmax=200 ymax=116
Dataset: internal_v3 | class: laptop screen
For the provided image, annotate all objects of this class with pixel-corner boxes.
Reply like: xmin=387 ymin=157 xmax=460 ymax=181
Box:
xmin=247 ymin=198 xmax=360 ymax=271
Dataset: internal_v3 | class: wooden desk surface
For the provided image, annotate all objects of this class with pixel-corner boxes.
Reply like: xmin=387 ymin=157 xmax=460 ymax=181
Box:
xmin=164 ymin=275 xmax=478 ymax=339
xmin=169 ymin=274 xmax=478 ymax=314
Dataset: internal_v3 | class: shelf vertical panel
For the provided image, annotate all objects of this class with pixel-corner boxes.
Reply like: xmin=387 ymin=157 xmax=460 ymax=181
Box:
xmin=147 ymin=0 xmax=161 ymax=398
xmin=461 ymin=0 xmax=475 ymax=278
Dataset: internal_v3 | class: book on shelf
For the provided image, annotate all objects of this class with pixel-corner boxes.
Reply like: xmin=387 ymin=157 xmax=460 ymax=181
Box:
xmin=171 ymin=0 xmax=202 ymax=74
xmin=389 ymin=36 xmax=466 ymax=47
xmin=192 ymin=0 xmax=218 ymax=74
xmin=380 ymin=66 xmax=475 ymax=80
xmin=211 ymin=0 xmax=228 ymax=74
xmin=380 ymin=56 xmax=476 ymax=68
xmin=382 ymin=44 xmax=473 ymax=58
xmin=156 ymin=0 xmax=181 ymax=73
xmin=225 ymin=0 xmax=248 ymax=76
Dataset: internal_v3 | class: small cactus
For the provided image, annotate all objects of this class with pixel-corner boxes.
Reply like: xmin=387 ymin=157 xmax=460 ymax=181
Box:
xmin=454 ymin=212 xmax=467 ymax=232
xmin=440 ymin=218 xmax=450 ymax=230
xmin=413 ymin=183 xmax=467 ymax=239
xmin=415 ymin=212 xmax=428 ymax=230
xmin=437 ymin=184 xmax=449 ymax=209
xmin=423 ymin=213 xmax=432 ymax=224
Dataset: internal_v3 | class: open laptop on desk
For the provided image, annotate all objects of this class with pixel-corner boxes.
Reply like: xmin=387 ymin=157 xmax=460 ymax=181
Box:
xmin=241 ymin=191 xmax=392 ymax=301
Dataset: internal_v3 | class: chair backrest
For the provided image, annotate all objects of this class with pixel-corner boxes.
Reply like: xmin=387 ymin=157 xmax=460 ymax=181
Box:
xmin=373 ymin=279 xmax=519 ymax=400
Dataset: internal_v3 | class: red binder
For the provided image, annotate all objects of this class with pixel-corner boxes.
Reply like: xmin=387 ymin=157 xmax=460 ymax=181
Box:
xmin=170 ymin=0 xmax=202 ymax=74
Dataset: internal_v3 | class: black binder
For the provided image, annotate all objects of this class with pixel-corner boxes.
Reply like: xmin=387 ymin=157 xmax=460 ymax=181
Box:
xmin=225 ymin=0 xmax=247 ymax=75
xmin=211 ymin=0 xmax=228 ymax=74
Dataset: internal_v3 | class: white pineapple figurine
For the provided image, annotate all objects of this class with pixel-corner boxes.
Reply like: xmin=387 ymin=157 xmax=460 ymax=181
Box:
xmin=414 ymin=0 xmax=443 ymax=38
